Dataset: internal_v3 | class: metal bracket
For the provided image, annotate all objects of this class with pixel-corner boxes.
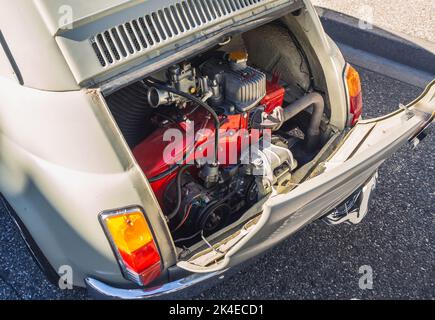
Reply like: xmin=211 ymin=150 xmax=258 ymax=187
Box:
xmin=399 ymin=103 xmax=415 ymax=120
xmin=324 ymin=172 xmax=378 ymax=225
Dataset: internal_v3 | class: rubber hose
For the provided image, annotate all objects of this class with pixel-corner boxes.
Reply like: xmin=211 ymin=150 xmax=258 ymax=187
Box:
xmin=282 ymin=92 xmax=324 ymax=151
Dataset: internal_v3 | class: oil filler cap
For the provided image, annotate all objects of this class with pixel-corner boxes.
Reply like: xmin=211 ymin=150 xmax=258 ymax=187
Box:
xmin=229 ymin=50 xmax=248 ymax=71
xmin=229 ymin=50 xmax=248 ymax=63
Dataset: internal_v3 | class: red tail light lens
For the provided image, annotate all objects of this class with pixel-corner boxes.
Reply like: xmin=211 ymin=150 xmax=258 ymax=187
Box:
xmin=100 ymin=207 xmax=162 ymax=286
xmin=345 ymin=64 xmax=363 ymax=126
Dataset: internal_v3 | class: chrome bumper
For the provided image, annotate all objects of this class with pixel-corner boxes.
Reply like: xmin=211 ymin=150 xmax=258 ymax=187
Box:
xmin=85 ymin=270 xmax=227 ymax=300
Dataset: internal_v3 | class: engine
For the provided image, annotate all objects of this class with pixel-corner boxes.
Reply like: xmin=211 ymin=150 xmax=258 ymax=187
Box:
xmin=133 ymin=51 xmax=298 ymax=243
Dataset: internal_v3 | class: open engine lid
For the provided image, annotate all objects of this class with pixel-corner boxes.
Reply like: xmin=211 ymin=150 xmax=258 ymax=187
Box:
xmin=45 ymin=0 xmax=304 ymax=90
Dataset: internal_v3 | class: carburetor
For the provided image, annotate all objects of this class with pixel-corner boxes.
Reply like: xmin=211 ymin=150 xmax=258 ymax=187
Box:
xmin=146 ymin=52 xmax=268 ymax=115
xmin=146 ymin=63 xmax=198 ymax=108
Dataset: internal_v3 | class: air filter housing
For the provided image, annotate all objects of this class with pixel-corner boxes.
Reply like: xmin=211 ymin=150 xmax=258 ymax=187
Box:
xmin=201 ymin=56 xmax=267 ymax=113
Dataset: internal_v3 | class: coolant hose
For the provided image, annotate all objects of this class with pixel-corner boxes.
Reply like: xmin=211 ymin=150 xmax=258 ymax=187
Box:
xmin=144 ymin=79 xmax=220 ymax=165
xmin=282 ymin=92 xmax=325 ymax=151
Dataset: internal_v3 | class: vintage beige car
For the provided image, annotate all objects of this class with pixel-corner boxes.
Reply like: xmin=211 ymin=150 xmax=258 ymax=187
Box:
xmin=0 ymin=0 xmax=433 ymax=299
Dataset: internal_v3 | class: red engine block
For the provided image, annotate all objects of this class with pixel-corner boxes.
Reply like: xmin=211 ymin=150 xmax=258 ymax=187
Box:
xmin=133 ymin=79 xmax=285 ymax=207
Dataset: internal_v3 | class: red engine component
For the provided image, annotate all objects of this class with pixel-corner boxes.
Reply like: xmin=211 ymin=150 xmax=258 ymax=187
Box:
xmin=133 ymin=78 xmax=285 ymax=208
xmin=133 ymin=108 xmax=249 ymax=205
xmin=261 ymin=74 xmax=286 ymax=114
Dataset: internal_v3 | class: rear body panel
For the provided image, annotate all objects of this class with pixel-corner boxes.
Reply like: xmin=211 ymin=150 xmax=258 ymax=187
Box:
xmin=0 ymin=77 xmax=177 ymax=287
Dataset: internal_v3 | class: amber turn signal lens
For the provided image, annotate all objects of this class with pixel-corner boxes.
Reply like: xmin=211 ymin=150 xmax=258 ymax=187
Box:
xmin=345 ymin=64 xmax=363 ymax=126
xmin=101 ymin=208 xmax=161 ymax=286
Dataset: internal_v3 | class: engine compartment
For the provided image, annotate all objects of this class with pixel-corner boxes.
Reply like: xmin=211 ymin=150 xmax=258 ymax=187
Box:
xmin=105 ymin=24 xmax=331 ymax=248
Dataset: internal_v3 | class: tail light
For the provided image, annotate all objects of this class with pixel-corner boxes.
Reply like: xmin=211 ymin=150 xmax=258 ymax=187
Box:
xmin=345 ymin=64 xmax=363 ymax=126
xmin=100 ymin=207 xmax=162 ymax=286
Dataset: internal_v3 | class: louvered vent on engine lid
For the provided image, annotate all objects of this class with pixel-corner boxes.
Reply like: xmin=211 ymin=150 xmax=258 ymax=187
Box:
xmin=90 ymin=0 xmax=269 ymax=67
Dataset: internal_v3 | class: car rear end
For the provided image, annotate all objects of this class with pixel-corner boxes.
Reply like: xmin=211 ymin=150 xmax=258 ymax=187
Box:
xmin=0 ymin=0 xmax=432 ymax=300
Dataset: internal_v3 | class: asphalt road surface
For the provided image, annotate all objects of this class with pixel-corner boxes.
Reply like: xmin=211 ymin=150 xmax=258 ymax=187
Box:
xmin=313 ymin=0 xmax=435 ymax=43
xmin=0 ymin=67 xmax=433 ymax=300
